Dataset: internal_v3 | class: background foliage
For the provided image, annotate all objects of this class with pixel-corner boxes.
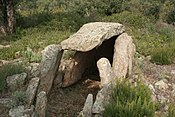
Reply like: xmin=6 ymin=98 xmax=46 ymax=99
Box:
xmin=0 ymin=0 xmax=175 ymax=64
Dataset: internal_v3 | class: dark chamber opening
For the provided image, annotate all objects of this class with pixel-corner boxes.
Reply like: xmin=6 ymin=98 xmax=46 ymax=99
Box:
xmin=82 ymin=36 xmax=117 ymax=80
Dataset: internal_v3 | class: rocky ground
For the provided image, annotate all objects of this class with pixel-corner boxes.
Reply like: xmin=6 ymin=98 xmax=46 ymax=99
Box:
xmin=132 ymin=54 xmax=175 ymax=116
xmin=1 ymin=54 xmax=175 ymax=117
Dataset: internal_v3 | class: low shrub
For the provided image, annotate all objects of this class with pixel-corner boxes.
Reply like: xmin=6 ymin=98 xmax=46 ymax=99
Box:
xmin=144 ymin=4 xmax=160 ymax=20
xmin=166 ymin=8 xmax=175 ymax=24
xmin=103 ymin=11 xmax=152 ymax=29
xmin=103 ymin=79 xmax=156 ymax=117
xmin=151 ymin=46 xmax=175 ymax=65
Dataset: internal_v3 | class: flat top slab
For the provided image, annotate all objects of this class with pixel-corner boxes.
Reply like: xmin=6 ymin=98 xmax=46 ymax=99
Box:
xmin=61 ymin=22 xmax=125 ymax=52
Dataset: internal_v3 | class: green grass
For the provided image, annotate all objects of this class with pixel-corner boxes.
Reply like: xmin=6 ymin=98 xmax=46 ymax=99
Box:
xmin=168 ymin=103 xmax=175 ymax=117
xmin=0 ymin=64 xmax=26 ymax=91
xmin=103 ymin=79 xmax=156 ymax=117
xmin=0 ymin=29 xmax=71 ymax=60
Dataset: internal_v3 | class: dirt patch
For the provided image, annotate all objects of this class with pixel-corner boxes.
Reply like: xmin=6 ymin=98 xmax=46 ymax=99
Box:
xmin=47 ymin=78 xmax=100 ymax=117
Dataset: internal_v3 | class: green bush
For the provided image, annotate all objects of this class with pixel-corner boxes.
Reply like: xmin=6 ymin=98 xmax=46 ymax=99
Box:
xmin=0 ymin=64 xmax=26 ymax=91
xmin=103 ymin=11 xmax=152 ymax=29
xmin=144 ymin=4 xmax=160 ymax=20
xmin=68 ymin=0 xmax=126 ymax=16
xmin=151 ymin=46 xmax=175 ymax=65
xmin=166 ymin=8 xmax=175 ymax=24
xmin=103 ymin=79 xmax=156 ymax=117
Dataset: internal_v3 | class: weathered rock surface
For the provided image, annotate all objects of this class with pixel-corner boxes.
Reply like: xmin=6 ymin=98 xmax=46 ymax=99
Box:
xmin=0 ymin=98 xmax=12 ymax=107
xmin=112 ymin=33 xmax=135 ymax=78
xmin=92 ymin=84 xmax=111 ymax=115
xmin=62 ymin=51 xmax=94 ymax=87
xmin=9 ymin=106 xmax=25 ymax=117
xmin=9 ymin=105 xmax=34 ymax=117
xmin=82 ymin=94 xmax=93 ymax=117
xmin=6 ymin=72 xmax=27 ymax=90
xmin=0 ymin=44 xmax=10 ymax=49
xmin=30 ymin=63 xmax=40 ymax=77
xmin=26 ymin=77 xmax=40 ymax=107
xmin=38 ymin=44 xmax=63 ymax=94
xmin=155 ymin=80 xmax=168 ymax=90
xmin=61 ymin=22 xmax=125 ymax=52
xmin=35 ymin=91 xmax=47 ymax=117
xmin=97 ymin=58 xmax=114 ymax=88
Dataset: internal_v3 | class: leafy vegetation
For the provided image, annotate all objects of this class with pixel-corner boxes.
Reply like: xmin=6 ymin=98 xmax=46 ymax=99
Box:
xmin=103 ymin=79 xmax=156 ymax=117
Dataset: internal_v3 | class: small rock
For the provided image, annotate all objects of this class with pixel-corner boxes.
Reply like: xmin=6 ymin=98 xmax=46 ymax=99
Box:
xmin=9 ymin=105 xmax=31 ymax=117
xmin=148 ymin=84 xmax=156 ymax=93
xmin=155 ymin=80 xmax=168 ymax=90
xmin=6 ymin=73 xmax=27 ymax=90
xmin=25 ymin=66 xmax=32 ymax=72
xmin=94 ymin=114 xmax=102 ymax=117
xmin=15 ymin=51 xmax=21 ymax=59
xmin=0 ymin=98 xmax=12 ymax=107
xmin=171 ymin=70 xmax=175 ymax=75
xmin=26 ymin=77 xmax=40 ymax=107
xmin=82 ymin=94 xmax=93 ymax=117
xmin=148 ymin=84 xmax=157 ymax=102
xmin=35 ymin=91 xmax=47 ymax=117
xmin=0 ymin=44 xmax=10 ymax=49
xmin=157 ymin=95 xmax=167 ymax=103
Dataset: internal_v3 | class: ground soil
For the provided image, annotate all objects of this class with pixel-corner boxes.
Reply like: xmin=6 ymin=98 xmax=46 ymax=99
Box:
xmin=47 ymin=78 xmax=100 ymax=117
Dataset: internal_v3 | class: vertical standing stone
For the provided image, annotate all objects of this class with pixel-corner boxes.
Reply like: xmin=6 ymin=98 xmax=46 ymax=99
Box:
xmin=112 ymin=33 xmax=135 ymax=79
xmin=97 ymin=58 xmax=114 ymax=88
xmin=26 ymin=77 xmax=40 ymax=107
xmin=35 ymin=91 xmax=47 ymax=117
xmin=92 ymin=85 xmax=111 ymax=116
xmin=38 ymin=44 xmax=63 ymax=94
xmin=82 ymin=94 xmax=93 ymax=117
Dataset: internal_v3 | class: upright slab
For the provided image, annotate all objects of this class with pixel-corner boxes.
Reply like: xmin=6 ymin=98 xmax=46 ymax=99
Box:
xmin=112 ymin=33 xmax=135 ymax=78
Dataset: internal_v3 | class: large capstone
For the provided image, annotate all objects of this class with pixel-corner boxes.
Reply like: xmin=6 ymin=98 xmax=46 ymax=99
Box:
xmin=61 ymin=22 xmax=125 ymax=52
